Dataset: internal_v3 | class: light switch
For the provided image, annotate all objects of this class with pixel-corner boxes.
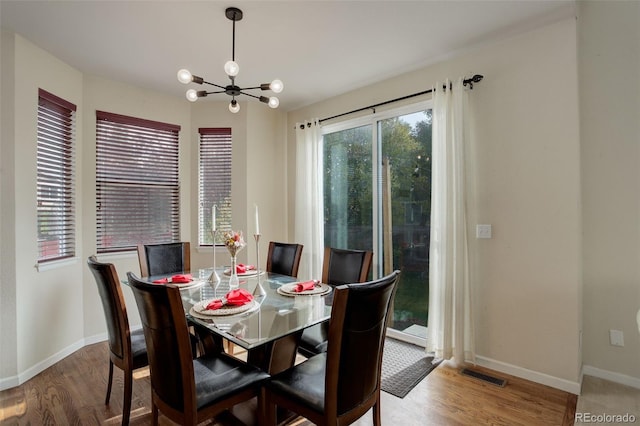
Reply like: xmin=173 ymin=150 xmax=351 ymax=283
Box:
xmin=610 ymin=329 xmax=624 ymax=347
xmin=476 ymin=224 xmax=492 ymax=239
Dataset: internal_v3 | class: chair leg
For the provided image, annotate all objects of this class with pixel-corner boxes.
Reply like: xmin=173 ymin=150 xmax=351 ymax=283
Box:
xmin=260 ymin=388 xmax=277 ymax=426
xmin=122 ymin=369 xmax=133 ymax=426
xmin=372 ymin=393 xmax=381 ymax=426
xmin=105 ymin=360 xmax=114 ymax=405
xmin=151 ymin=401 xmax=159 ymax=426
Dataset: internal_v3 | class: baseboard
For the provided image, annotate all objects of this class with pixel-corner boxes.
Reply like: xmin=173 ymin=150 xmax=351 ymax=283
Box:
xmin=0 ymin=333 xmax=108 ymax=391
xmin=474 ymin=355 xmax=582 ymax=395
xmin=582 ymin=364 xmax=640 ymax=390
xmin=0 ymin=375 xmax=19 ymax=391
xmin=84 ymin=332 xmax=108 ymax=346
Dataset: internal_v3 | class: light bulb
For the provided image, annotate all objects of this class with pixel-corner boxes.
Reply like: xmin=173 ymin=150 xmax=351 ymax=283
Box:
xmin=224 ymin=60 xmax=239 ymax=77
xmin=229 ymin=100 xmax=240 ymax=113
xmin=268 ymin=97 xmax=279 ymax=108
xmin=270 ymin=79 xmax=284 ymax=93
xmin=186 ymin=89 xmax=198 ymax=102
xmin=177 ymin=69 xmax=192 ymax=84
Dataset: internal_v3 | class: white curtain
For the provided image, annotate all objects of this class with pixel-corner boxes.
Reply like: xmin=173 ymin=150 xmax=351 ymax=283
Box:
xmin=426 ymin=78 xmax=475 ymax=366
xmin=294 ymin=119 xmax=324 ymax=280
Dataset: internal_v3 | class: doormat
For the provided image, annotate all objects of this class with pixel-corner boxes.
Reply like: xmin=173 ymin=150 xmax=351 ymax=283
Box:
xmin=381 ymin=338 xmax=440 ymax=398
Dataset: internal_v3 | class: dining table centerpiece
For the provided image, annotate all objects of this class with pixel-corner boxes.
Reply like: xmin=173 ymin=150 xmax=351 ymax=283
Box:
xmin=223 ymin=230 xmax=246 ymax=289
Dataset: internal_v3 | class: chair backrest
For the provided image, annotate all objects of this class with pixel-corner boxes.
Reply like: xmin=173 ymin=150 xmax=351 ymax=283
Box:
xmin=137 ymin=242 xmax=191 ymax=277
xmin=87 ymin=256 xmax=130 ymax=363
xmin=325 ymin=270 xmax=400 ymax=417
xmin=266 ymin=241 xmax=304 ymax=277
xmin=322 ymin=247 xmax=373 ymax=285
xmin=127 ymin=272 xmax=196 ymax=414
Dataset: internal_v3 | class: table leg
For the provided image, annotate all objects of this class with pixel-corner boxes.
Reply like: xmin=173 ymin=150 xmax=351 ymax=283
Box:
xmin=247 ymin=331 xmax=302 ymax=375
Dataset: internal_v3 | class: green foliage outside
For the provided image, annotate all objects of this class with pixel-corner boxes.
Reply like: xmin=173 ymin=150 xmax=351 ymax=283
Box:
xmin=323 ymin=110 xmax=432 ymax=331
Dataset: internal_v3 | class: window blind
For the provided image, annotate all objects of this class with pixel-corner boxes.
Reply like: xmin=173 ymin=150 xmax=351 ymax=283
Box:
xmin=198 ymin=128 xmax=232 ymax=246
xmin=96 ymin=111 xmax=181 ymax=253
xmin=37 ymin=89 xmax=77 ymax=263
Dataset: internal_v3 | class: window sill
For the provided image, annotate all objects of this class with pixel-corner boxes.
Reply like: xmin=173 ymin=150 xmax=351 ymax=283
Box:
xmin=36 ymin=256 xmax=79 ymax=272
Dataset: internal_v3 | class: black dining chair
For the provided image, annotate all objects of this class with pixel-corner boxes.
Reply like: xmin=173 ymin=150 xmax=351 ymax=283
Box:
xmin=298 ymin=247 xmax=373 ymax=358
xmin=261 ymin=270 xmax=401 ymax=426
xmin=87 ymin=256 xmax=148 ymax=426
xmin=137 ymin=242 xmax=190 ymax=277
xmin=266 ymin=241 xmax=303 ymax=277
xmin=126 ymin=272 xmax=269 ymax=425
xmin=137 ymin=241 xmax=207 ymax=354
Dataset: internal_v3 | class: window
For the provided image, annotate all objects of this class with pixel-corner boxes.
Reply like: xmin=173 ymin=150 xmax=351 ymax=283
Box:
xmin=322 ymin=102 xmax=432 ymax=342
xmin=198 ymin=128 xmax=232 ymax=246
xmin=37 ymin=89 xmax=77 ymax=263
xmin=96 ymin=111 xmax=181 ymax=253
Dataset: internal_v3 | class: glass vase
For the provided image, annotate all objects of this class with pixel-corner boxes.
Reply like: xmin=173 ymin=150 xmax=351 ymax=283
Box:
xmin=229 ymin=255 xmax=239 ymax=289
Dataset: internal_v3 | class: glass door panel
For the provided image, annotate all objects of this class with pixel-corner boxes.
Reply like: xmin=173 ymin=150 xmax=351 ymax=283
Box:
xmin=323 ymin=124 xmax=373 ymax=254
xmin=322 ymin=107 xmax=431 ymax=345
xmin=380 ymin=110 xmax=432 ymax=343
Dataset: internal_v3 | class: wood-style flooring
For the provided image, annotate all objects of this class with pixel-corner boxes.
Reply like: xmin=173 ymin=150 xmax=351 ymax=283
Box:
xmin=0 ymin=342 xmax=576 ymax=425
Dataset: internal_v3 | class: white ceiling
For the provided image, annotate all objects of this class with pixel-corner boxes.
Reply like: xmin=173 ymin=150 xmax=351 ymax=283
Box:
xmin=1 ymin=0 xmax=575 ymax=111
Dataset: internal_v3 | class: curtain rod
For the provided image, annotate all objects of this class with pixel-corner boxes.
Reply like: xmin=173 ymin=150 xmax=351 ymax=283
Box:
xmin=306 ymin=74 xmax=483 ymax=127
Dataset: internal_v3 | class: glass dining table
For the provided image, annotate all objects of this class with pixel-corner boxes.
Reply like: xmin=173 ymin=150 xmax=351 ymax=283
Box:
xmin=140 ymin=267 xmax=333 ymax=374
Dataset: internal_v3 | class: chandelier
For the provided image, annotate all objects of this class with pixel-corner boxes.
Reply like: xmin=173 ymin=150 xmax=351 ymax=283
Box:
xmin=177 ymin=7 xmax=283 ymax=113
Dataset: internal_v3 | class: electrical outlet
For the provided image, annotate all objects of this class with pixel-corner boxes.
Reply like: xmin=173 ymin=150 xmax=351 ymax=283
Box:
xmin=476 ymin=224 xmax=492 ymax=239
xmin=609 ymin=329 xmax=624 ymax=347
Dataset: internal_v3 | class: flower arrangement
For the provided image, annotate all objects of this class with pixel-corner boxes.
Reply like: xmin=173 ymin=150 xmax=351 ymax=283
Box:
xmin=222 ymin=230 xmax=246 ymax=257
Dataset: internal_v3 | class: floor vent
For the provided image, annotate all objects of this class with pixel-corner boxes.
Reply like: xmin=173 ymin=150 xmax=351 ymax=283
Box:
xmin=460 ymin=368 xmax=507 ymax=387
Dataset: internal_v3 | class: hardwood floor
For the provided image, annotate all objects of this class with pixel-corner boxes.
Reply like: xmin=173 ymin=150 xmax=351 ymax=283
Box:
xmin=0 ymin=342 xmax=576 ymax=425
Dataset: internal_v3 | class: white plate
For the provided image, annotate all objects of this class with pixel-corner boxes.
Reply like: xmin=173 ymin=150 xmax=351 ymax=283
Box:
xmin=223 ymin=268 xmax=263 ymax=277
xmin=192 ymin=299 xmax=259 ymax=316
xmin=277 ymin=282 xmax=332 ymax=297
xmin=152 ymin=278 xmax=203 ymax=288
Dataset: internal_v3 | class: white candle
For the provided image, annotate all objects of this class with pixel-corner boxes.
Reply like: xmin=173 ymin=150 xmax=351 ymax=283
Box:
xmin=254 ymin=204 xmax=260 ymax=235
xmin=212 ymin=205 xmax=216 ymax=231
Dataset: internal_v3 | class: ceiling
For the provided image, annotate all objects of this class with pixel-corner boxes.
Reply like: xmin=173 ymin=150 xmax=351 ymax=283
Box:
xmin=1 ymin=1 xmax=575 ymax=111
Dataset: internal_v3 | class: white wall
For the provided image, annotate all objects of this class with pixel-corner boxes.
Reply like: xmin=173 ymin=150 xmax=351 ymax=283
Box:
xmin=1 ymin=30 xmax=18 ymax=384
xmin=81 ymin=73 xmax=192 ymax=337
xmin=0 ymin=33 xmax=288 ymax=389
xmin=245 ymin=103 xmax=289 ymax=258
xmin=578 ymin=0 xmax=640 ymax=385
xmin=187 ymin=100 xmax=288 ymax=271
xmin=1 ymin=33 xmax=85 ymax=387
xmin=288 ymin=18 xmax=583 ymax=392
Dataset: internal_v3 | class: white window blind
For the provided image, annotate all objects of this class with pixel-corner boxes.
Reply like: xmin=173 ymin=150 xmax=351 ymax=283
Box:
xmin=96 ymin=111 xmax=181 ymax=253
xmin=37 ymin=89 xmax=77 ymax=263
xmin=198 ymin=128 xmax=232 ymax=246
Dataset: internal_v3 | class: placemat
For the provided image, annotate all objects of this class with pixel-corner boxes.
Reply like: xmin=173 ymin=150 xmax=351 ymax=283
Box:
xmin=223 ymin=269 xmax=264 ymax=277
xmin=191 ymin=299 xmax=259 ymax=317
xmin=277 ymin=282 xmax=332 ymax=296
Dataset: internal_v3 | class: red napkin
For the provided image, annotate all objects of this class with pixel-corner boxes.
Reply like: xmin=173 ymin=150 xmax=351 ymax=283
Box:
xmin=206 ymin=288 xmax=254 ymax=310
xmin=170 ymin=274 xmax=192 ymax=283
xmin=152 ymin=274 xmax=192 ymax=284
xmin=235 ymin=264 xmax=256 ymax=273
xmin=293 ymin=280 xmax=317 ymax=292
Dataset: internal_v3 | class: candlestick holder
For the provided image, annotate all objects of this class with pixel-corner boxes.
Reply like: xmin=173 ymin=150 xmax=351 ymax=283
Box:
xmin=207 ymin=229 xmax=220 ymax=285
xmin=252 ymin=233 xmax=266 ymax=297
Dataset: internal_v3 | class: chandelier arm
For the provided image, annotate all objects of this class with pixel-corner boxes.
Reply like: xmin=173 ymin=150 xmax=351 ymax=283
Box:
xmin=238 ymin=91 xmax=261 ymax=100
xmin=231 ymin=13 xmax=236 ymax=61
xmin=202 ymin=80 xmax=228 ymax=90
xmin=204 ymin=90 xmax=227 ymax=95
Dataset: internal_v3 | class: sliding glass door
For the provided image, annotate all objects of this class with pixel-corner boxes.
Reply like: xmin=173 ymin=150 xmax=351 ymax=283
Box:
xmin=323 ymin=124 xmax=373 ymax=252
xmin=322 ymin=103 xmax=432 ymax=345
